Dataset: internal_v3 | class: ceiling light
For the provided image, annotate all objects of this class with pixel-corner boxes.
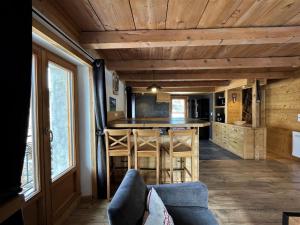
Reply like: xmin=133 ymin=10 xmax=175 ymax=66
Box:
xmin=151 ymin=87 xmax=157 ymax=93
xmin=147 ymin=84 xmax=161 ymax=93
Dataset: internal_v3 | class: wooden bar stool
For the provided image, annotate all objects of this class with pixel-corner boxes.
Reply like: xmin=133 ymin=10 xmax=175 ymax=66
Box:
xmin=133 ymin=129 xmax=161 ymax=184
xmin=166 ymin=129 xmax=196 ymax=183
xmin=104 ymin=129 xmax=132 ymax=200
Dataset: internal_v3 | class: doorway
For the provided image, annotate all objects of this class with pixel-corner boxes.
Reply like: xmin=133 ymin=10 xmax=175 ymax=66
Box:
xmin=42 ymin=53 xmax=80 ymax=225
xmin=23 ymin=45 xmax=80 ymax=225
xmin=188 ymin=95 xmax=211 ymax=139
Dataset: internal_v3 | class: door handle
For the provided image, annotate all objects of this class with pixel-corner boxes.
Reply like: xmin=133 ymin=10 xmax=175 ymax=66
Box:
xmin=45 ymin=128 xmax=53 ymax=142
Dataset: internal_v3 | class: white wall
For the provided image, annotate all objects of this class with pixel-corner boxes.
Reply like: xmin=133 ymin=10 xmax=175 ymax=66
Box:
xmin=105 ymin=68 xmax=126 ymax=112
xmin=77 ymin=65 xmax=94 ymax=196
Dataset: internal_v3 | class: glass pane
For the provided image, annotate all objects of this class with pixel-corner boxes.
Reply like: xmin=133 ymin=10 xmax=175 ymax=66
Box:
xmin=48 ymin=62 xmax=74 ymax=180
xmin=172 ymin=99 xmax=185 ymax=118
xmin=21 ymin=55 xmax=38 ymax=197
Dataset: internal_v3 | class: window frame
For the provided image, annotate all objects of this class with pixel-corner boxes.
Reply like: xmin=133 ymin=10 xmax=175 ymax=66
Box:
xmin=171 ymin=96 xmax=188 ymax=118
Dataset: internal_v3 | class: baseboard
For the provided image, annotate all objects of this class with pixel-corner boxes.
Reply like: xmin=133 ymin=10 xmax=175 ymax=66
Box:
xmin=267 ymin=151 xmax=300 ymax=162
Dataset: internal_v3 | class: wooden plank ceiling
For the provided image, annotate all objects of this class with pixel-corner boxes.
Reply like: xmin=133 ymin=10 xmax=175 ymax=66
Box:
xmin=56 ymin=0 xmax=300 ymax=92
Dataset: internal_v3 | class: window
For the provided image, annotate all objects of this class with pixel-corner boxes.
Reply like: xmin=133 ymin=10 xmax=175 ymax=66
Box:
xmin=48 ymin=62 xmax=75 ymax=180
xmin=21 ymin=54 xmax=39 ymax=198
xmin=171 ymin=98 xmax=186 ymax=118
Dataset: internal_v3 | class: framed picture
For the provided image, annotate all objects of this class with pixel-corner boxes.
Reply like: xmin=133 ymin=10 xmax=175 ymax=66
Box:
xmin=283 ymin=212 xmax=300 ymax=225
xmin=112 ymin=72 xmax=119 ymax=95
xmin=109 ymin=97 xmax=116 ymax=112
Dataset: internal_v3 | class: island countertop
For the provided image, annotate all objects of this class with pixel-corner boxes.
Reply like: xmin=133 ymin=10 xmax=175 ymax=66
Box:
xmin=108 ymin=117 xmax=211 ymax=128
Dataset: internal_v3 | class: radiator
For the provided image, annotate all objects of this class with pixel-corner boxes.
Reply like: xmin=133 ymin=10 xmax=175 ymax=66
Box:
xmin=292 ymin=131 xmax=300 ymax=158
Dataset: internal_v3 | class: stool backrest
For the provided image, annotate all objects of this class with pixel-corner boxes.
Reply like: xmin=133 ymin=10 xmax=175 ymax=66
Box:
xmin=104 ymin=129 xmax=131 ymax=151
xmin=133 ymin=129 xmax=160 ymax=152
xmin=168 ymin=129 xmax=196 ymax=152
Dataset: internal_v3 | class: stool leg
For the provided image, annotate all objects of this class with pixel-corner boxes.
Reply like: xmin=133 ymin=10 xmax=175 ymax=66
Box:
xmin=128 ymin=154 xmax=131 ymax=170
xmin=170 ymin=155 xmax=173 ymax=183
xmin=135 ymin=153 xmax=138 ymax=170
xmin=162 ymin=151 xmax=167 ymax=183
xmin=161 ymin=150 xmax=164 ymax=183
xmin=182 ymin=158 xmax=186 ymax=183
xmin=106 ymin=155 xmax=110 ymax=200
xmin=190 ymin=156 xmax=193 ymax=181
xmin=156 ymin=151 xmax=160 ymax=185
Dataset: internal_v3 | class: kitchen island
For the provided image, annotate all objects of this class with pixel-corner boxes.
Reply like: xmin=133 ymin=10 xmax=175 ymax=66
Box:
xmin=108 ymin=117 xmax=210 ymax=128
xmin=108 ymin=117 xmax=210 ymax=183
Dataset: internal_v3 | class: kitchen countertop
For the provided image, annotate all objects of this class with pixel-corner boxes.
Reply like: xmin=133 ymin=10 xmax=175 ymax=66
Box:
xmin=108 ymin=117 xmax=211 ymax=128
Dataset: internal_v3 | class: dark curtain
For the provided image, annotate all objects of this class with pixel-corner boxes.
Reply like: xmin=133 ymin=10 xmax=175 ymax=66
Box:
xmin=0 ymin=0 xmax=31 ymax=223
xmin=126 ymin=86 xmax=132 ymax=118
xmin=93 ymin=59 xmax=108 ymax=199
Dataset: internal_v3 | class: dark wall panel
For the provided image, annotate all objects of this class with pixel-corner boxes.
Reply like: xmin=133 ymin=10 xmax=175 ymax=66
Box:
xmin=135 ymin=94 xmax=169 ymax=118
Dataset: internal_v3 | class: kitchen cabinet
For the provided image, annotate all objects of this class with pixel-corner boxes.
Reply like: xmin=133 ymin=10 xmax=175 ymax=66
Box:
xmin=212 ymin=122 xmax=266 ymax=159
xmin=156 ymin=92 xmax=171 ymax=103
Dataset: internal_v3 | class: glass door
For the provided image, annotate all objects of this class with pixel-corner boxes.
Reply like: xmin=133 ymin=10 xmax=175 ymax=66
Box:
xmin=42 ymin=52 xmax=79 ymax=225
xmin=23 ymin=45 xmax=80 ymax=225
xmin=47 ymin=61 xmax=75 ymax=180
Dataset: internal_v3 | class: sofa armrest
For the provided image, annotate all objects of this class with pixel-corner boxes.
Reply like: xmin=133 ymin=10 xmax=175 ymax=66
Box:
xmin=147 ymin=182 xmax=208 ymax=208
xmin=108 ymin=170 xmax=147 ymax=225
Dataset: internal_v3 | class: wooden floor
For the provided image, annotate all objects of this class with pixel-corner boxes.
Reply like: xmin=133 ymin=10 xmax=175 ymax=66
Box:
xmin=200 ymin=158 xmax=300 ymax=225
xmin=65 ymin=157 xmax=300 ymax=225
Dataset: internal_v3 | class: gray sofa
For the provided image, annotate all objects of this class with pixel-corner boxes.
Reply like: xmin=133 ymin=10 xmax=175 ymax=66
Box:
xmin=108 ymin=169 xmax=219 ymax=225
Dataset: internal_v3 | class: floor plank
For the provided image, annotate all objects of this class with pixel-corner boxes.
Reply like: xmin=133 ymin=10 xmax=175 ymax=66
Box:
xmin=66 ymin=157 xmax=300 ymax=225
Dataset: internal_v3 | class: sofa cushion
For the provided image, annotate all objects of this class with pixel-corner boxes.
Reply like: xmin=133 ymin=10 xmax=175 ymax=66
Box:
xmin=144 ymin=188 xmax=174 ymax=225
xmin=167 ymin=206 xmax=219 ymax=225
xmin=148 ymin=182 xmax=208 ymax=208
xmin=108 ymin=169 xmax=147 ymax=225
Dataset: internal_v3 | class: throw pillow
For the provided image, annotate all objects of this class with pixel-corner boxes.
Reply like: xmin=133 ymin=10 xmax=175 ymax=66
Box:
xmin=144 ymin=188 xmax=174 ymax=225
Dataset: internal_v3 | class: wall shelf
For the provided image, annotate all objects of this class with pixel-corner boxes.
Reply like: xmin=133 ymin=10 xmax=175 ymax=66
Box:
xmin=214 ymin=91 xmax=226 ymax=123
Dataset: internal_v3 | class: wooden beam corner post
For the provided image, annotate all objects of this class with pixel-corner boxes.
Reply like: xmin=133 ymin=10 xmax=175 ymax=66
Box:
xmin=252 ymin=79 xmax=261 ymax=129
xmin=254 ymin=128 xmax=267 ymax=160
xmin=252 ymin=79 xmax=262 ymax=160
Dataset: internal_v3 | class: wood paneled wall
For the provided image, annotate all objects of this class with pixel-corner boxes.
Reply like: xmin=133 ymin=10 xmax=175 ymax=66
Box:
xmin=266 ymin=76 xmax=300 ymax=159
xmin=227 ymin=88 xmax=242 ymax=124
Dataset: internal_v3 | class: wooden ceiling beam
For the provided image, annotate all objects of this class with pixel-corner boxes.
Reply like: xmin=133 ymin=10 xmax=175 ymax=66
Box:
xmin=132 ymin=87 xmax=215 ymax=93
xmin=107 ymin=57 xmax=300 ymax=71
xmin=119 ymin=72 xmax=291 ymax=81
xmin=126 ymin=80 xmax=230 ymax=87
xmin=80 ymin=26 xmax=300 ymax=49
